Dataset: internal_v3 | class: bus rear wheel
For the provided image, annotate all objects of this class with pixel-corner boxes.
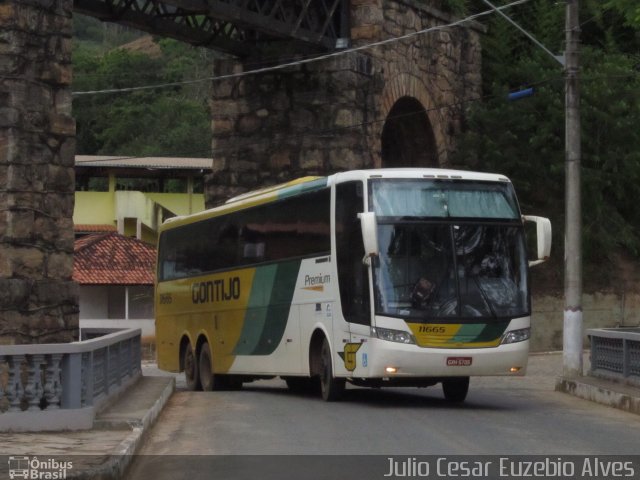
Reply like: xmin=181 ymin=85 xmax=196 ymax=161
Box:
xmin=184 ymin=343 xmax=201 ymax=391
xmin=319 ymin=338 xmax=345 ymax=401
xmin=198 ymin=342 xmax=242 ymax=391
xmin=199 ymin=342 xmax=216 ymax=391
xmin=442 ymin=377 xmax=469 ymax=403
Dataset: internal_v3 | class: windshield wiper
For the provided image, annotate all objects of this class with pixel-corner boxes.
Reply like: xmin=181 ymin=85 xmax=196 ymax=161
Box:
xmin=472 ymin=276 xmax=498 ymax=319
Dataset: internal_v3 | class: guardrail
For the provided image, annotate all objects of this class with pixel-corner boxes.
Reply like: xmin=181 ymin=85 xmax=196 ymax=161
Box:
xmin=588 ymin=327 xmax=640 ymax=387
xmin=0 ymin=328 xmax=141 ymax=432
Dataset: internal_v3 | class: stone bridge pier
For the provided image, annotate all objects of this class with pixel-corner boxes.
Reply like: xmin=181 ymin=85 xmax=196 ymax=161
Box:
xmin=206 ymin=0 xmax=482 ymax=206
xmin=0 ymin=0 xmax=77 ymax=342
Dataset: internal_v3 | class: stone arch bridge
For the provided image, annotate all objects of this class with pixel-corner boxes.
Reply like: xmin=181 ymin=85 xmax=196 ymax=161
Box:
xmin=0 ymin=0 xmax=480 ymax=339
xmin=206 ymin=2 xmax=482 ymax=204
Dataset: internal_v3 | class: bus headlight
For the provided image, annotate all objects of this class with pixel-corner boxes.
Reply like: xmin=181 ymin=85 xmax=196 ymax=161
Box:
xmin=372 ymin=327 xmax=416 ymax=344
xmin=501 ymin=327 xmax=531 ymax=345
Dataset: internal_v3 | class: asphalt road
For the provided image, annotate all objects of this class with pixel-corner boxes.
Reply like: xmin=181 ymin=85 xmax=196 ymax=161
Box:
xmin=127 ymin=355 xmax=640 ymax=479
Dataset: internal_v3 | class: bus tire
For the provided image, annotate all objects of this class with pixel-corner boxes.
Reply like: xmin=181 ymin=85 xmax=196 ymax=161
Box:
xmin=442 ymin=377 xmax=469 ymax=403
xmin=199 ymin=342 xmax=215 ymax=391
xmin=184 ymin=343 xmax=201 ymax=391
xmin=319 ymin=338 xmax=345 ymax=401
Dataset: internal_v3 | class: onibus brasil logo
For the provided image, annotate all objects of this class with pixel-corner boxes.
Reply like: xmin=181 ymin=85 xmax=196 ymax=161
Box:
xmin=8 ymin=457 xmax=72 ymax=480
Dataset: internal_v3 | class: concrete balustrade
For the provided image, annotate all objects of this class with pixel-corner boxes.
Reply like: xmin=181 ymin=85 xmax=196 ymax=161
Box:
xmin=0 ymin=328 xmax=141 ymax=432
xmin=588 ymin=327 xmax=640 ymax=387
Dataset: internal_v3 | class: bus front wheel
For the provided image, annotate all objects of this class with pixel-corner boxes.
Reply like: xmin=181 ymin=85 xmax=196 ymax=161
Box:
xmin=184 ymin=343 xmax=201 ymax=391
xmin=442 ymin=377 xmax=469 ymax=403
xmin=319 ymin=338 xmax=345 ymax=401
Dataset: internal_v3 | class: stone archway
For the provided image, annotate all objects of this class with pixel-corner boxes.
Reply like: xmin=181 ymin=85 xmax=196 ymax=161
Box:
xmin=374 ymin=72 xmax=451 ymax=169
xmin=381 ymin=96 xmax=438 ymax=168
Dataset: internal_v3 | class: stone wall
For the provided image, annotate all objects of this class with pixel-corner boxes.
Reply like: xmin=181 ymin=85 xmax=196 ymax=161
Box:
xmin=205 ymin=0 xmax=482 ymax=206
xmin=531 ymin=292 xmax=640 ymax=352
xmin=206 ymin=54 xmax=378 ymax=205
xmin=0 ymin=0 xmax=78 ymax=343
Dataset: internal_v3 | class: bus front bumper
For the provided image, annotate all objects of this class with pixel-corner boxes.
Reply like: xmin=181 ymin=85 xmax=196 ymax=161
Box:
xmin=353 ymin=338 xmax=530 ymax=379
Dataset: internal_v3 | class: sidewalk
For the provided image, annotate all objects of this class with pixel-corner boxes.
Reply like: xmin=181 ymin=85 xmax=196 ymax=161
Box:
xmin=556 ymin=373 xmax=640 ymax=416
xmin=0 ymin=353 xmax=638 ymax=479
xmin=0 ymin=372 xmax=175 ymax=480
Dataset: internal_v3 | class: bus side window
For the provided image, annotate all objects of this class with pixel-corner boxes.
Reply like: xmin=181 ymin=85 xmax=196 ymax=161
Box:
xmin=336 ymin=182 xmax=370 ymax=325
xmin=163 ymin=250 xmax=178 ymax=280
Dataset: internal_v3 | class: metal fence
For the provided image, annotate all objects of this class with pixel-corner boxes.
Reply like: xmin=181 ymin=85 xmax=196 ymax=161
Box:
xmin=588 ymin=327 xmax=640 ymax=386
xmin=0 ymin=328 xmax=141 ymax=431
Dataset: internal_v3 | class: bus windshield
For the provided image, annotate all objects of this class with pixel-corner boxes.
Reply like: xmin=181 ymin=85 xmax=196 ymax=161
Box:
xmin=370 ymin=179 xmax=528 ymax=321
xmin=371 ymin=178 xmax=520 ymax=219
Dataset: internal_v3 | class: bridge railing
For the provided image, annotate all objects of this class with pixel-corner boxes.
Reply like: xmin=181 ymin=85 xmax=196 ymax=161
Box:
xmin=0 ymin=328 xmax=141 ymax=432
xmin=588 ymin=327 xmax=640 ymax=387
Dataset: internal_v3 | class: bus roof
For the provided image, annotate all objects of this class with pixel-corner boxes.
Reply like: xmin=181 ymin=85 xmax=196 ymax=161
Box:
xmin=224 ymin=176 xmax=326 ymax=204
xmin=160 ymin=168 xmax=511 ymax=231
xmin=161 ymin=176 xmax=328 ymax=230
xmin=328 ymin=168 xmax=511 ymax=185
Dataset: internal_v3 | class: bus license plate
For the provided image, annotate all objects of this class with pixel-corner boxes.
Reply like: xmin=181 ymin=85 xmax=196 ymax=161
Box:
xmin=447 ymin=357 xmax=472 ymax=366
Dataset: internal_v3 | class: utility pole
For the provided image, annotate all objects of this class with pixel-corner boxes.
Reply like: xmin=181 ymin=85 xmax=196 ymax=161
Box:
xmin=482 ymin=0 xmax=583 ymax=376
xmin=563 ymin=0 xmax=582 ymax=377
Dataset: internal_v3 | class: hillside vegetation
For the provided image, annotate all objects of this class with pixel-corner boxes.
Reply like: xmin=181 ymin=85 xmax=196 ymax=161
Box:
xmin=72 ymin=15 xmax=214 ymax=157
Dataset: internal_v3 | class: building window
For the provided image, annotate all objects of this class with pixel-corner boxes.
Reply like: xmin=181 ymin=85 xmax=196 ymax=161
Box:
xmin=76 ymin=176 xmax=109 ymax=192
xmin=116 ymin=177 xmax=160 ymax=192
xmin=128 ymin=285 xmax=154 ymax=319
xmin=106 ymin=285 xmax=154 ymax=319
xmin=163 ymin=178 xmax=187 ymax=193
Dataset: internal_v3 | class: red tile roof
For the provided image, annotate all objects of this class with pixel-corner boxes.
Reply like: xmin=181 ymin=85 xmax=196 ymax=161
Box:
xmin=73 ymin=233 xmax=156 ymax=285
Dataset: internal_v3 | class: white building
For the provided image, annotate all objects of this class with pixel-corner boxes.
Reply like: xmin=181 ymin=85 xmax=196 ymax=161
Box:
xmin=73 ymin=232 xmax=156 ymax=338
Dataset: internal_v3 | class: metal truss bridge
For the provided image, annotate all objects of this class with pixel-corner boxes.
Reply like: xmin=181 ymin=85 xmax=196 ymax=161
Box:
xmin=74 ymin=0 xmax=351 ymax=57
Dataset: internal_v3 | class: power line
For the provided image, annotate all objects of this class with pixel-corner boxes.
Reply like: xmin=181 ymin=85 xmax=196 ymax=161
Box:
xmin=77 ymin=75 xmax=562 ymax=162
xmin=72 ymin=0 xmax=533 ymax=97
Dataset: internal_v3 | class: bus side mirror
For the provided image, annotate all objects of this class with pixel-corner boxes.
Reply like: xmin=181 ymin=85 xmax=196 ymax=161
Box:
xmin=358 ymin=212 xmax=379 ymax=258
xmin=523 ymin=215 xmax=551 ymax=267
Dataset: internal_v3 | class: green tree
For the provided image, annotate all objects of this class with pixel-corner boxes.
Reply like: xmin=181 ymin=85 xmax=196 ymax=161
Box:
xmin=454 ymin=1 xmax=640 ymax=284
xmin=73 ymin=29 xmax=213 ymax=158
xmin=605 ymin=0 xmax=640 ymax=27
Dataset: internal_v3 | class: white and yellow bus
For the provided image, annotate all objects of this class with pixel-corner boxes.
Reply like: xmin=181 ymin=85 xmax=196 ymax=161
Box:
xmin=155 ymin=169 xmax=551 ymax=402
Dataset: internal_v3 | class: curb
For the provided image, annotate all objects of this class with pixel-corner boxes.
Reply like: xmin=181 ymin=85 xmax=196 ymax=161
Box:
xmin=72 ymin=376 xmax=175 ymax=480
xmin=556 ymin=376 xmax=640 ymax=416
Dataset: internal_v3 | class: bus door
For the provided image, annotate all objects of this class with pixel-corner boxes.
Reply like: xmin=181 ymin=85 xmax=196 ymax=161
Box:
xmin=335 ymin=181 xmax=371 ymax=376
